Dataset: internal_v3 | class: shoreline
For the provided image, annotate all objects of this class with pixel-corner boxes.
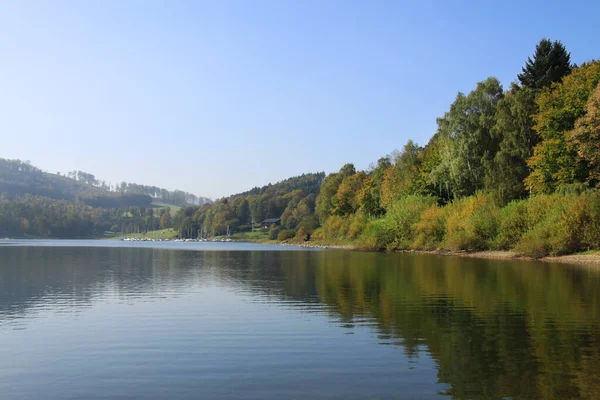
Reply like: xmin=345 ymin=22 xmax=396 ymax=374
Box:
xmin=400 ymin=249 xmax=600 ymax=266
xmin=275 ymin=240 xmax=600 ymax=266
xmin=5 ymin=236 xmax=600 ymax=266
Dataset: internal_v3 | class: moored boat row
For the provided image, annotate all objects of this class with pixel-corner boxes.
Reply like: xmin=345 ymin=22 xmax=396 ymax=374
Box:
xmin=120 ymin=237 xmax=233 ymax=242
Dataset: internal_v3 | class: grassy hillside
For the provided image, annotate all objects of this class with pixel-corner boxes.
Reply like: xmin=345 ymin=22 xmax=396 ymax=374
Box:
xmin=0 ymin=158 xmax=153 ymax=208
xmin=151 ymin=201 xmax=182 ymax=213
xmin=0 ymin=159 xmax=107 ymax=201
xmin=0 ymin=157 xmax=209 ymax=210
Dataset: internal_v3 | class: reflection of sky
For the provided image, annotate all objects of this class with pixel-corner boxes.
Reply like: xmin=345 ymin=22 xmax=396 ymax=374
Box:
xmin=1 ymin=278 xmax=444 ymax=400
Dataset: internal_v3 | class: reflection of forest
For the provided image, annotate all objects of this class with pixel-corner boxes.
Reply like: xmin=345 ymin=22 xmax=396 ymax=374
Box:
xmin=1 ymin=247 xmax=599 ymax=399
xmin=313 ymin=252 xmax=600 ymax=399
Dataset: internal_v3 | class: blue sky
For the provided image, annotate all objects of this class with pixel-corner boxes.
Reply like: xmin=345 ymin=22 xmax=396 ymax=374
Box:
xmin=1 ymin=0 xmax=599 ymax=198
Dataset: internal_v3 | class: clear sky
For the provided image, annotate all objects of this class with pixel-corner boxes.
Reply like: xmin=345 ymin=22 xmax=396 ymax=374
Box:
xmin=1 ymin=0 xmax=599 ymax=198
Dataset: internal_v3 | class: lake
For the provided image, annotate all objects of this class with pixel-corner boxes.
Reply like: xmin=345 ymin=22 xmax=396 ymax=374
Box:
xmin=1 ymin=240 xmax=599 ymax=399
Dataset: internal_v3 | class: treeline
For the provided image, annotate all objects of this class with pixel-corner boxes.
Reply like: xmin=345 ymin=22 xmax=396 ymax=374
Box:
xmin=0 ymin=158 xmax=119 ymax=204
xmin=174 ymin=173 xmax=324 ymax=238
xmin=113 ymin=182 xmax=211 ymax=206
xmin=64 ymin=169 xmax=211 ymax=206
xmin=0 ymin=159 xmax=185 ymax=237
xmin=75 ymin=192 xmax=153 ymax=209
xmin=308 ymin=39 xmax=600 ymax=257
xmin=0 ymin=158 xmax=206 ymax=238
xmin=174 ymin=38 xmax=599 ymax=258
xmin=231 ymin=173 xmax=325 ymax=198
xmin=0 ymin=194 xmax=175 ymax=238
xmin=0 ymin=158 xmax=210 ymax=209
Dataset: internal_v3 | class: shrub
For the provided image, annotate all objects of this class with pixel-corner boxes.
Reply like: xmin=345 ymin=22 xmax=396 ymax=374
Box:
xmin=495 ymin=194 xmax=577 ymax=255
xmin=444 ymin=193 xmax=500 ymax=251
xmin=295 ymin=216 xmax=319 ymax=241
xmin=581 ymin=192 xmax=600 ymax=249
xmin=277 ymin=229 xmax=296 ymax=241
xmin=515 ymin=207 xmax=575 ymax=258
xmin=381 ymin=195 xmax=438 ymax=249
xmin=556 ymin=195 xmax=589 ymax=254
xmin=310 ymin=227 xmax=325 ymax=241
xmin=495 ymin=200 xmax=528 ymax=250
xmin=320 ymin=190 xmax=600 ymax=257
xmin=358 ymin=219 xmax=394 ymax=251
xmin=555 ymin=182 xmax=590 ymax=195
xmin=523 ymin=194 xmax=560 ymax=227
xmin=322 ymin=215 xmax=347 ymax=240
xmin=346 ymin=213 xmax=367 ymax=240
xmin=298 ymin=216 xmax=319 ymax=233
xmin=412 ymin=204 xmax=446 ymax=250
xmin=514 ymin=193 xmax=593 ymax=257
xmin=268 ymin=225 xmax=280 ymax=240
xmin=295 ymin=227 xmax=310 ymax=241
xmin=515 ymin=222 xmax=553 ymax=258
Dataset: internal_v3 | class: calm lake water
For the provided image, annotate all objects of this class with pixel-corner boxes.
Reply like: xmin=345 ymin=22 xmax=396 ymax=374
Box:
xmin=1 ymin=240 xmax=599 ymax=399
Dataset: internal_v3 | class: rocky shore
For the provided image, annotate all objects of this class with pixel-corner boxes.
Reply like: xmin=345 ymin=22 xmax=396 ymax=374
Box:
xmin=275 ymin=240 xmax=600 ymax=266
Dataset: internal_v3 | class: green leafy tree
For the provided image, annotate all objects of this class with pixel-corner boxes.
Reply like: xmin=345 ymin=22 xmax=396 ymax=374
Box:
xmin=235 ymin=198 xmax=250 ymax=223
xmin=526 ymin=61 xmax=600 ymax=193
xmin=268 ymin=224 xmax=280 ymax=240
xmin=567 ymin=82 xmax=600 ymax=187
xmin=315 ymin=164 xmax=355 ymax=222
xmin=371 ymin=157 xmax=391 ymax=186
xmin=431 ymin=77 xmax=504 ymax=199
xmin=414 ymin=134 xmax=445 ymax=199
xmin=380 ymin=140 xmax=423 ymax=208
xmin=356 ymin=157 xmax=391 ymax=216
xmin=332 ymin=172 xmax=367 ymax=216
xmin=358 ymin=177 xmax=382 ymax=216
xmin=159 ymin=209 xmax=171 ymax=229
xmin=281 ymin=199 xmax=312 ymax=229
xmin=489 ymin=84 xmax=538 ymax=202
xmin=338 ymin=163 xmax=356 ymax=178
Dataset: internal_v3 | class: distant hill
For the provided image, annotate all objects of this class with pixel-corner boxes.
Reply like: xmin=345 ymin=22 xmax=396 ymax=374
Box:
xmin=173 ymin=172 xmax=325 ymax=238
xmin=0 ymin=158 xmax=211 ymax=209
xmin=230 ymin=172 xmax=325 ymax=198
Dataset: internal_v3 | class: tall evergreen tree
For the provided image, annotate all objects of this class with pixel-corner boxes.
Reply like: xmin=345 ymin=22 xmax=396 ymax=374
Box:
xmin=518 ymin=38 xmax=572 ymax=89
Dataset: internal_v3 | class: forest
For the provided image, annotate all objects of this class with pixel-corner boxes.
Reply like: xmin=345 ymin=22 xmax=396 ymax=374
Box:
xmin=0 ymin=193 xmax=177 ymax=238
xmin=0 ymin=158 xmax=211 ymax=207
xmin=174 ymin=38 xmax=600 ymax=258
xmin=173 ymin=173 xmax=324 ymax=239
xmin=0 ymin=158 xmax=204 ymax=237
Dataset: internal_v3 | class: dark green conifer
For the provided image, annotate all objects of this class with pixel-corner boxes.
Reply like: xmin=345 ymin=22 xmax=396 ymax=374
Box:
xmin=518 ymin=38 xmax=572 ymax=89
